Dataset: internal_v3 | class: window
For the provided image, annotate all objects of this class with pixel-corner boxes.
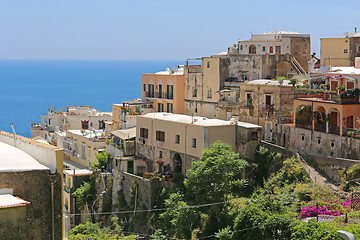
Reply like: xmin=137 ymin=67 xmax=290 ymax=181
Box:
xmin=249 ymin=45 xmax=256 ymax=54
xmin=358 ymin=46 xmax=360 ymax=53
xmin=207 ymin=62 xmax=210 ymax=68
xmin=48 ymin=119 xmax=51 ymax=125
xmin=90 ymin=122 xmax=93 ymax=127
xmin=193 ymin=88 xmax=197 ymax=97
xmin=140 ymin=128 xmax=148 ymax=138
xmin=158 ymin=103 xmax=164 ymax=112
xmin=74 ymin=142 xmax=77 ymax=153
xmin=167 ymin=103 xmax=173 ymax=113
xmin=275 ymin=46 xmax=281 ymax=54
xmin=167 ymin=85 xmax=173 ymax=99
xmin=344 ymin=49 xmax=348 ymax=53
xmin=240 ymin=45 xmax=243 ymax=50
xmin=81 ymin=144 xmax=86 ymax=159
xmin=269 ymin=46 xmax=273 ymax=53
xmin=175 ymin=134 xmax=180 ymax=144
xmin=207 ymin=89 xmax=212 ymax=98
xmin=156 ymin=131 xmax=165 ymax=142
xmin=143 ymin=83 xmax=146 ymax=92
xmin=242 ymin=73 xmax=248 ymax=81
xmin=159 ymin=151 xmax=163 ymax=158
xmin=262 ymin=46 xmax=266 ymax=52
xmin=192 ymin=138 xmax=197 ymax=148
xmin=251 ymin=132 xmax=258 ymax=140
xmin=88 ymin=149 xmax=91 ymax=157
xmin=99 ymin=120 xmax=105 ymax=130
xmin=158 ymin=84 xmax=163 ymax=98
xmin=81 ymin=120 xmax=89 ymax=129
xmin=148 ymin=84 xmax=154 ymax=97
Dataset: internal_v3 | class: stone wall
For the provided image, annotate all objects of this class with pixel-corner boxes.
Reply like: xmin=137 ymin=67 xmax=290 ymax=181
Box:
xmin=120 ymin=172 xmax=172 ymax=209
xmin=0 ymin=170 xmax=62 ymax=240
xmin=277 ymin=124 xmax=360 ymax=160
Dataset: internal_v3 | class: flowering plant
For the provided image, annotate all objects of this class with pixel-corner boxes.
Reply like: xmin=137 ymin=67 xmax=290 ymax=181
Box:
xmin=299 ymin=199 xmax=351 ymax=218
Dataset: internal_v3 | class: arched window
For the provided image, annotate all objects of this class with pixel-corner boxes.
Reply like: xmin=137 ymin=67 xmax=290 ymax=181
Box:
xmin=249 ymin=45 xmax=256 ymax=54
xmin=269 ymin=46 xmax=273 ymax=53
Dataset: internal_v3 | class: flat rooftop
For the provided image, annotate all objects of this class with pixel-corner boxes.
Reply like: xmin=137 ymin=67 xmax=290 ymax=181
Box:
xmin=64 ymin=169 xmax=93 ymax=176
xmin=67 ymin=129 xmax=105 ymax=139
xmin=141 ymin=113 xmax=261 ymax=128
xmin=243 ymin=79 xmax=293 ymax=87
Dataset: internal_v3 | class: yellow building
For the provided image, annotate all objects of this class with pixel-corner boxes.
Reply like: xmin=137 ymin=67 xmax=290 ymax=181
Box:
xmin=60 ymin=129 xmax=106 ymax=168
xmin=320 ymin=38 xmax=350 ymax=67
xmin=136 ymin=113 xmax=262 ymax=174
xmin=111 ymin=99 xmax=154 ymax=130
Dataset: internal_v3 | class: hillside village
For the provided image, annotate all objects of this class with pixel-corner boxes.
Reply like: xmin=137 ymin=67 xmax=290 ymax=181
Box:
xmin=2 ymin=30 xmax=360 ymax=239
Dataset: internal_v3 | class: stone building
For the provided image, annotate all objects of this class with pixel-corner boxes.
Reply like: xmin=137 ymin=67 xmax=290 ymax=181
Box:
xmin=228 ymin=31 xmax=310 ymax=78
xmin=184 ymin=56 xmax=230 ymax=119
xmin=135 ymin=113 xmax=262 ymax=175
xmin=0 ymin=131 xmax=63 ymax=240
xmin=218 ymin=79 xmax=295 ymax=142
xmin=184 ymin=31 xmax=310 ymax=119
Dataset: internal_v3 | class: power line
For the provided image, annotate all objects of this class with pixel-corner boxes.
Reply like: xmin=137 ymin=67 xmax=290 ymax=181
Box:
xmin=64 ymin=201 xmax=228 ymax=217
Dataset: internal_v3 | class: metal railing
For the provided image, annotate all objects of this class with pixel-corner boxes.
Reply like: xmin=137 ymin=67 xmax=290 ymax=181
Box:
xmin=294 ymin=91 xmax=360 ymax=104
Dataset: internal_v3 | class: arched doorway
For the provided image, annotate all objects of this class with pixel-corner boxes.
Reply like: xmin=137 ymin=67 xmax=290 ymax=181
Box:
xmin=314 ymin=106 xmax=326 ymax=132
xmin=328 ymin=107 xmax=340 ymax=135
xmin=172 ymin=153 xmax=183 ymax=174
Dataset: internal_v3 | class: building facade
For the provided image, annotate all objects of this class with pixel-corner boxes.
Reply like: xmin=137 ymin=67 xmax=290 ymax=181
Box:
xmin=31 ymin=106 xmax=112 ymax=143
xmin=57 ymin=129 xmax=106 ymax=168
xmin=136 ymin=113 xmax=262 ymax=175
xmin=142 ymin=66 xmax=185 ymax=114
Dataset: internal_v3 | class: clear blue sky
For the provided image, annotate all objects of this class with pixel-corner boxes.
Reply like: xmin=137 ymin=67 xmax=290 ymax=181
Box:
xmin=0 ymin=0 xmax=359 ymax=60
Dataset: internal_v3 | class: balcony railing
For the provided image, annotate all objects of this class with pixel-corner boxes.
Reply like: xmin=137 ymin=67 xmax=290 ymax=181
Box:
xmin=343 ymin=128 xmax=360 ymax=139
xmin=314 ymin=122 xmax=326 ymax=132
xmin=294 ymin=90 xmax=360 ymax=104
xmin=240 ymin=102 xmax=253 ymax=109
xmin=261 ymin=104 xmax=274 ymax=112
xmin=145 ymin=91 xmax=173 ymax=99
xmin=329 ymin=125 xmax=340 ymax=135
xmin=295 ymin=119 xmax=312 ymax=130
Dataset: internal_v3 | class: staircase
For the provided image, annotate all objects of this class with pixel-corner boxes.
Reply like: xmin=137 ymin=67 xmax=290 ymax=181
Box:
xmin=291 ymin=57 xmax=306 ymax=75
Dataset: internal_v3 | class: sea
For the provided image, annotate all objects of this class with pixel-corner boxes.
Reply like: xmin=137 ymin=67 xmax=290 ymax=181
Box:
xmin=0 ymin=59 xmax=184 ymax=138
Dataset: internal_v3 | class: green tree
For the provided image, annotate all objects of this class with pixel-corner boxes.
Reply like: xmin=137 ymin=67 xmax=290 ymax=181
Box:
xmin=96 ymin=150 xmax=111 ymax=170
xmin=72 ymin=175 xmax=96 ymax=210
xmin=159 ymin=192 xmax=197 ymax=239
xmin=185 ymin=141 xmax=248 ymax=205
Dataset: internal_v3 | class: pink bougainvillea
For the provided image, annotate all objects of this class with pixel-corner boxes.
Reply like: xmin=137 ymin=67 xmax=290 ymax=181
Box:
xmin=299 ymin=199 xmax=352 ymax=218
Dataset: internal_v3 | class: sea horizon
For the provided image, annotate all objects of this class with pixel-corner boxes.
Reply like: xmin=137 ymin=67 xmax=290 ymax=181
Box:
xmin=0 ymin=59 xmax=184 ymax=138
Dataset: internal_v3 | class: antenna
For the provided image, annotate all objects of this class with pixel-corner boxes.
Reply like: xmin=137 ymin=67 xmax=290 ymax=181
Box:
xmin=10 ymin=123 xmax=17 ymax=147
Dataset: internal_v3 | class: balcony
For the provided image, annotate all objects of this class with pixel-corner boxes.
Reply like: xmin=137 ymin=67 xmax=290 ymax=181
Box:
xmin=294 ymin=90 xmax=360 ymax=105
xmin=145 ymin=91 xmax=173 ymax=100
xmin=343 ymin=128 xmax=360 ymax=139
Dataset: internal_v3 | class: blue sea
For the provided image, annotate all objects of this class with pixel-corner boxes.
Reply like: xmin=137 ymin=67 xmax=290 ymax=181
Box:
xmin=0 ymin=59 xmax=184 ymax=138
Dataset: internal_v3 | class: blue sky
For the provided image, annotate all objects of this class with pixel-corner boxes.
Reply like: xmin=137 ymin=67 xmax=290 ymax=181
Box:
xmin=0 ymin=0 xmax=359 ymax=60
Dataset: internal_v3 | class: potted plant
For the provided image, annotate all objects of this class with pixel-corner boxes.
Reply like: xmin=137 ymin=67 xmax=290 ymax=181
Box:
xmin=337 ymin=85 xmax=346 ymax=94
xmin=290 ymin=79 xmax=297 ymax=87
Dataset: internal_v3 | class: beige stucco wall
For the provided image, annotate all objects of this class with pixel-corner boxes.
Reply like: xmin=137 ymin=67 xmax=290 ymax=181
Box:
xmin=321 ymin=38 xmax=350 ymax=67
